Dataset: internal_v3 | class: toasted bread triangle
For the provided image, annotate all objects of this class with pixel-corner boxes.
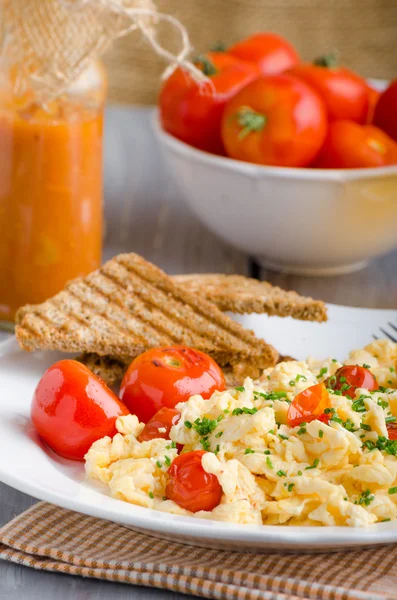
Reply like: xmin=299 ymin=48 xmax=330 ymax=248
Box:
xmin=173 ymin=274 xmax=327 ymax=322
xmin=16 ymin=253 xmax=278 ymax=372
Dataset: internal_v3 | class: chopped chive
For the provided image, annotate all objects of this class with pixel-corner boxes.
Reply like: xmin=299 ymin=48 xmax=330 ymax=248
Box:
xmin=156 ymin=460 xmax=162 ymax=468
xmin=244 ymin=447 xmax=255 ymax=454
xmin=287 ymin=483 xmax=295 ymax=492
xmin=264 ymin=450 xmax=271 ymax=455
xmin=214 ymin=444 xmax=220 ymax=455
xmin=148 ymin=491 xmax=154 ymax=499
xmin=184 ymin=421 xmax=192 ymax=429
xmin=386 ymin=417 xmax=397 ymax=424
xmin=361 ymin=423 xmax=371 ymax=431
xmin=235 ymin=386 xmax=245 ymax=392
xmin=388 ymin=487 xmax=397 ymax=495
xmin=363 ymin=363 xmax=371 ymax=369
xmin=289 ymin=380 xmax=296 ymax=387
xmin=297 ymin=427 xmax=307 ymax=435
xmin=295 ymin=374 xmax=307 ymax=382
xmin=266 ymin=456 xmax=273 ymax=469
xmin=277 ymin=470 xmax=287 ymax=477
xmin=319 ymin=430 xmax=324 ymax=438
xmin=278 ymin=433 xmax=288 ymax=440
xmin=317 ymin=367 xmax=328 ymax=379
xmin=164 ymin=455 xmax=171 ymax=466
xmin=297 ymin=470 xmax=302 ymax=476
xmin=215 ymin=431 xmax=223 ymax=438
xmin=305 ymin=458 xmax=319 ymax=470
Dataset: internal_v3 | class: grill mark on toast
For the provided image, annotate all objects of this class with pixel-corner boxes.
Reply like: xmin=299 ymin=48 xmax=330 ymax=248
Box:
xmin=104 ymin=259 xmax=264 ymax=355
xmin=67 ymin=283 xmax=171 ymax=348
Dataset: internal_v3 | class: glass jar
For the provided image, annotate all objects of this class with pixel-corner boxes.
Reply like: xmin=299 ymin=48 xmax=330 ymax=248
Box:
xmin=0 ymin=61 xmax=106 ymax=323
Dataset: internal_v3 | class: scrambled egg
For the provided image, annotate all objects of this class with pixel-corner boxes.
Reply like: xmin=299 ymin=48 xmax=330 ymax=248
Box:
xmin=85 ymin=339 xmax=397 ymax=527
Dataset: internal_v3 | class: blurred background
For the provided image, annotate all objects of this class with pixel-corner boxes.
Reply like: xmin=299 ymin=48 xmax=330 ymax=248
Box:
xmin=104 ymin=0 xmax=397 ymax=104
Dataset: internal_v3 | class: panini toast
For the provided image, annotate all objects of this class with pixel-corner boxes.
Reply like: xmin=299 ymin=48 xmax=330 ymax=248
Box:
xmin=16 ymin=253 xmax=278 ymax=375
xmin=173 ymin=274 xmax=327 ymax=322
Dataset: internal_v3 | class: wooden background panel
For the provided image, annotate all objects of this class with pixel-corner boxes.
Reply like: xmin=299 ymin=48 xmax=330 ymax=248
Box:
xmin=103 ymin=0 xmax=397 ymax=104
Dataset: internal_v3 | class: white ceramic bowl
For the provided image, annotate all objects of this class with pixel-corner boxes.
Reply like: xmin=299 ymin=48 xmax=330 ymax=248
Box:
xmin=153 ymin=114 xmax=397 ymax=276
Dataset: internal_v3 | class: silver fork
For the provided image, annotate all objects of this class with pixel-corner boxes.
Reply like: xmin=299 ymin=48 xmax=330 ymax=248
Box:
xmin=373 ymin=321 xmax=397 ymax=343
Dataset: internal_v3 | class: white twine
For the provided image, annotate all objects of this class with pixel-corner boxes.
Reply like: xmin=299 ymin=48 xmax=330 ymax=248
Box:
xmin=60 ymin=0 xmax=210 ymax=84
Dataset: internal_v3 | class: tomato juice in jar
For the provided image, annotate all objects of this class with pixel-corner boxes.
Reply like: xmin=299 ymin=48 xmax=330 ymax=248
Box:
xmin=0 ymin=61 xmax=106 ymax=323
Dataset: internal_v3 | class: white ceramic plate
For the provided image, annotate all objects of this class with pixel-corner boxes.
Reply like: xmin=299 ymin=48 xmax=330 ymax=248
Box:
xmin=1 ymin=304 xmax=397 ymax=553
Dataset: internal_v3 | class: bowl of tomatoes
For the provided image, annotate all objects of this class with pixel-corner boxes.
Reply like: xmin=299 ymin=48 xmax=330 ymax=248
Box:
xmin=154 ymin=33 xmax=397 ymax=276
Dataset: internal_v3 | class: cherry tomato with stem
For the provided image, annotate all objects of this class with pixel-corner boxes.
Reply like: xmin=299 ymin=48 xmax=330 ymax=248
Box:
xmin=373 ymin=80 xmax=397 ymax=142
xmin=165 ymin=450 xmax=222 ymax=512
xmin=315 ymin=120 xmax=397 ymax=168
xmin=159 ymin=52 xmax=259 ymax=154
xmin=31 ymin=360 xmax=129 ymax=461
xmin=288 ymin=54 xmax=369 ymax=123
xmin=138 ymin=407 xmax=181 ymax=443
xmin=326 ymin=365 xmax=378 ymax=398
xmin=120 ymin=346 xmax=226 ymax=424
xmin=221 ymin=74 xmax=327 ymax=167
xmin=228 ymin=32 xmax=299 ymax=75
xmin=287 ymin=383 xmax=330 ymax=427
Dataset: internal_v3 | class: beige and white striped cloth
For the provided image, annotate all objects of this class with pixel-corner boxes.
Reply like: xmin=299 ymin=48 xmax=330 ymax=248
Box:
xmin=0 ymin=502 xmax=396 ymax=599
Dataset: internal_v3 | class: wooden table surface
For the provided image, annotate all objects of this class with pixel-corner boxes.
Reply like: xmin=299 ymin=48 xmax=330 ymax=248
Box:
xmin=1 ymin=107 xmax=396 ymax=599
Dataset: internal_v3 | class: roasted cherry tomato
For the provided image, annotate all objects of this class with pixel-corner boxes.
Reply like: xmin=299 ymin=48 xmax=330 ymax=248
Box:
xmin=120 ymin=346 xmax=226 ymax=424
xmin=373 ymin=80 xmax=397 ymax=142
xmin=165 ymin=450 xmax=222 ymax=512
xmin=387 ymin=424 xmax=397 ymax=441
xmin=228 ymin=32 xmax=299 ymax=75
xmin=314 ymin=121 xmax=397 ymax=168
xmin=221 ymin=74 xmax=327 ymax=167
xmin=138 ymin=407 xmax=181 ymax=443
xmin=287 ymin=383 xmax=330 ymax=427
xmin=326 ymin=365 xmax=378 ymax=398
xmin=31 ymin=360 xmax=129 ymax=461
xmin=159 ymin=52 xmax=259 ymax=154
xmin=288 ymin=55 xmax=369 ymax=123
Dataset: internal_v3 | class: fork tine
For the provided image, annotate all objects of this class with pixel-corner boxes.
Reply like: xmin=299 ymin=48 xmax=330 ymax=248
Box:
xmin=389 ymin=322 xmax=397 ymax=334
xmin=379 ymin=328 xmax=397 ymax=343
xmin=373 ymin=334 xmax=379 ymax=340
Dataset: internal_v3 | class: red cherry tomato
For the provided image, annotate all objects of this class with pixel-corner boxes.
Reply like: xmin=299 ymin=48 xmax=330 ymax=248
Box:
xmin=159 ymin=52 xmax=259 ymax=154
xmin=326 ymin=365 xmax=378 ymax=398
xmin=366 ymin=86 xmax=381 ymax=124
xmin=373 ymin=80 xmax=397 ymax=142
xmin=138 ymin=407 xmax=181 ymax=443
xmin=165 ymin=450 xmax=222 ymax=512
xmin=288 ymin=56 xmax=369 ymax=123
xmin=120 ymin=346 xmax=226 ymax=424
xmin=221 ymin=74 xmax=327 ymax=167
xmin=228 ymin=32 xmax=299 ymax=75
xmin=287 ymin=383 xmax=330 ymax=427
xmin=31 ymin=360 xmax=129 ymax=461
xmin=314 ymin=121 xmax=397 ymax=168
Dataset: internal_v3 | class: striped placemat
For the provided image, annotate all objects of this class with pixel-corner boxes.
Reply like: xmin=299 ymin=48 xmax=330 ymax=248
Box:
xmin=0 ymin=502 xmax=395 ymax=599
